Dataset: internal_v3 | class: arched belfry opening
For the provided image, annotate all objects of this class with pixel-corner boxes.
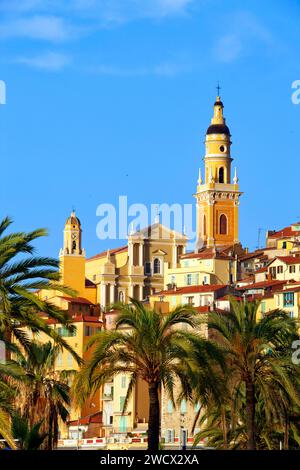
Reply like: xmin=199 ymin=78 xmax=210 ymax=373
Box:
xmin=220 ymin=214 xmax=227 ymax=235
xmin=219 ymin=167 xmax=224 ymax=183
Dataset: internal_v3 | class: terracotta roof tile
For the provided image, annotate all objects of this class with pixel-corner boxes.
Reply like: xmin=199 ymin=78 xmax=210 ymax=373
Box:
xmin=87 ymin=245 xmax=128 ymax=262
xmin=274 ymin=256 xmax=300 ymax=265
xmin=153 ymin=284 xmax=226 ymax=296
xmin=61 ymin=296 xmax=94 ymax=305
xmin=268 ymin=226 xmax=300 ymax=239
xmin=237 ymin=280 xmax=288 ymax=291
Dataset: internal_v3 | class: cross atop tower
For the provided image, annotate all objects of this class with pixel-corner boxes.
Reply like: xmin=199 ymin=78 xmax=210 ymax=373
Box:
xmin=216 ymin=81 xmax=221 ymax=96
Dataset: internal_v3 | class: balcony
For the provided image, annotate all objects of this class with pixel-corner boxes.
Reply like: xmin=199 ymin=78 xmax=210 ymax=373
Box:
xmin=111 ymin=427 xmax=133 ymax=434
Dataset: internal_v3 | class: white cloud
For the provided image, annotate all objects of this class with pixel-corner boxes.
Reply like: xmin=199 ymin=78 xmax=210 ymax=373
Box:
xmin=213 ymin=11 xmax=273 ymax=63
xmin=214 ymin=34 xmax=243 ymax=64
xmin=0 ymin=0 xmax=194 ymax=25
xmin=91 ymin=61 xmax=185 ymax=77
xmin=14 ymin=51 xmax=71 ymax=71
xmin=0 ymin=15 xmax=73 ymax=42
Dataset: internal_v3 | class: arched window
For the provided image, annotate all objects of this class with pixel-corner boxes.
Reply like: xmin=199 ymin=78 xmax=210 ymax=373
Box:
xmin=119 ymin=291 xmax=124 ymax=303
xmin=219 ymin=167 xmax=224 ymax=183
xmin=203 ymin=214 xmax=207 ymax=236
xmin=153 ymin=258 xmax=161 ymax=274
xmin=220 ymin=214 xmax=227 ymax=235
xmin=72 ymin=240 xmax=76 ymax=251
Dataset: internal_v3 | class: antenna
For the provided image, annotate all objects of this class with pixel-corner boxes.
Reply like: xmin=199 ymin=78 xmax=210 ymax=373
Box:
xmin=257 ymin=227 xmax=268 ymax=250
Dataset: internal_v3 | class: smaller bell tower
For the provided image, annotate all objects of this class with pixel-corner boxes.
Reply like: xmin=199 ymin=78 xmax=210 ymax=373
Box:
xmin=62 ymin=210 xmax=83 ymax=255
xmin=59 ymin=211 xmax=86 ymax=295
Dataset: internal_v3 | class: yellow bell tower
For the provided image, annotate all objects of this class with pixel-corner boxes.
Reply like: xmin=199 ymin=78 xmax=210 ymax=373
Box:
xmin=59 ymin=211 xmax=86 ymax=295
xmin=195 ymin=94 xmax=242 ymax=248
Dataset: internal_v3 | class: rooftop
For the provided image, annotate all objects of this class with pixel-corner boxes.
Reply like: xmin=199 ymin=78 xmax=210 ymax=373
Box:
xmin=86 ymin=245 xmax=128 ymax=262
xmin=153 ymin=284 xmax=226 ymax=296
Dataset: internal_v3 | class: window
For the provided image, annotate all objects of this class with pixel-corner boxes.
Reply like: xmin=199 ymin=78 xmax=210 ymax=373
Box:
xmin=165 ymin=429 xmax=175 ymax=443
xmin=67 ymin=353 xmax=73 ymax=367
xmin=261 ymin=301 xmax=266 ymax=315
xmin=219 ymin=167 xmax=224 ymax=183
xmin=119 ymin=415 xmax=127 ymax=433
xmin=144 ymin=262 xmax=151 ymax=275
xmin=203 ymin=215 xmax=207 ymax=236
xmin=167 ymin=400 xmax=173 ymax=414
xmin=187 ymin=296 xmax=194 ymax=306
xmin=289 ymin=265 xmax=296 ymax=273
xmin=57 ymin=352 xmax=63 ymax=367
xmin=153 ymin=258 xmax=161 ymax=274
xmin=186 ymin=274 xmax=192 ymax=286
xmin=58 ymin=326 xmax=76 ymax=338
xmin=120 ymin=396 xmax=126 ymax=412
xmin=270 ymin=267 xmax=277 ymax=279
xmin=283 ymin=292 xmax=294 ymax=307
xmin=277 ymin=266 xmax=283 ymax=274
xmin=180 ymin=399 xmax=187 ymax=414
xmin=282 ymin=242 xmax=287 ymax=249
xmin=219 ymin=214 xmax=227 ymax=235
xmin=121 ymin=376 xmax=126 ymax=388
xmin=84 ymin=325 xmax=93 ymax=336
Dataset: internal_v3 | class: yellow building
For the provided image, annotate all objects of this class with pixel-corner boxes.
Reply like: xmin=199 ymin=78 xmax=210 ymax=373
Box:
xmin=150 ymin=284 xmax=229 ymax=311
xmin=164 ymin=248 xmax=238 ymax=289
xmin=268 ymin=255 xmax=300 ymax=282
xmin=266 ymin=222 xmax=300 ymax=251
xmin=195 ymin=95 xmax=242 ymax=248
xmin=37 ymin=211 xmax=187 ymax=440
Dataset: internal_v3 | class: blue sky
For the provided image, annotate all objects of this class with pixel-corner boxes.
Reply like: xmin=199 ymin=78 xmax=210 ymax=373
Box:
xmin=1 ymin=0 xmax=300 ymax=257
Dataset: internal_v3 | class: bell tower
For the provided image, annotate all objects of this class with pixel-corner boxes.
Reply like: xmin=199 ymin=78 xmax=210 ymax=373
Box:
xmin=195 ymin=94 xmax=242 ymax=248
xmin=62 ymin=210 xmax=83 ymax=255
xmin=59 ymin=211 xmax=86 ymax=295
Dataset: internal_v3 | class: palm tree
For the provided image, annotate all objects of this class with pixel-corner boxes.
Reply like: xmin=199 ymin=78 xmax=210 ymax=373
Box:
xmin=0 ymin=216 xmax=80 ymax=361
xmin=3 ymin=340 xmax=75 ymax=450
xmin=74 ymin=299 xmax=221 ymax=452
xmin=11 ymin=413 xmax=47 ymax=450
xmin=0 ymin=379 xmax=16 ymax=449
xmin=205 ymin=300 xmax=300 ymax=450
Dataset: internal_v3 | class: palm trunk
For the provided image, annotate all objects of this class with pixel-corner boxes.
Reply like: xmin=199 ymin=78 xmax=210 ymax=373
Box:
xmin=4 ymin=328 xmax=12 ymax=361
xmin=284 ymin=410 xmax=289 ymax=450
xmin=245 ymin=380 xmax=256 ymax=450
xmin=221 ymin=406 xmax=228 ymax=449
xmin=148 ymin=382 xmax=160 ymax=452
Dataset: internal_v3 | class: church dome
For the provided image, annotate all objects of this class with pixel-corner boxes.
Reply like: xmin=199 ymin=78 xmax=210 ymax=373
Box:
xmin=66 ymin=211 xmax=81 ymax=226
xmin=206 ymin=123 xmax=231 ymax=136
